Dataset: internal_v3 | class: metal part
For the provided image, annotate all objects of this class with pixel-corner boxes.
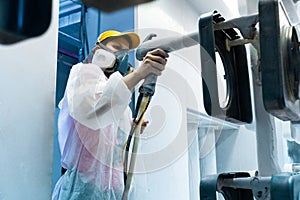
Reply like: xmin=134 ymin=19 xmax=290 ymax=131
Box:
xmin=221 ymin=177 xmax=271 ymax=200
xmin=0 ymin=0 xmax=52 ymax=44
xmin=253 ymin=74 xmax=282 ymax=177
xmin=270 ymin=172 xmax=300 ymax=200
xmin=200 ymin=172 xmax=254 ymax=200
xmin=199 ymin=11 xmax=252 ymax=123
xmin=212 ymin=13 xmax=260 ymax=55
xmin=225 ymin=32 xmax=259 ymax=53
xmin=214 ymin=13 xmax=259 ymax=39
xmin=290 ymin=121 xmax=300 ymax=143
xmin=200 ymin=172 xmax=300 ymax=200
xmin=285 ymin=26 xmax=300 ymax=100
xmin=259 ymin=0 xmax=300 ymax=121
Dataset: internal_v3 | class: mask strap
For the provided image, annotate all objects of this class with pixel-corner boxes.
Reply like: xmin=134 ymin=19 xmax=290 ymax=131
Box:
xmin=96 ymin=42 xmax=114 ymax=53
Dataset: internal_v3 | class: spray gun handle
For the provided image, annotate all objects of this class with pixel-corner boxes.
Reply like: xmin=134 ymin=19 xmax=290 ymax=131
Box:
xmin=139 ymin=74 xmax=157 ymax=96
xmin=136 ymin=34 xmax=160 ymax=96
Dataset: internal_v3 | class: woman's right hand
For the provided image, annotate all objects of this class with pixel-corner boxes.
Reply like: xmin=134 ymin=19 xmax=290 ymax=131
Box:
xmin=135 ymin=48 xmax=169 ymax=79
xmin=123 ymin=48 xmax=169 ymax=90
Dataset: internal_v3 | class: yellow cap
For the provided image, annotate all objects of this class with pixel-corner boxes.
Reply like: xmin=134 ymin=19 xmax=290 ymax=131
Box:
xmin=98 ymin=30 xmax=140 ymax=49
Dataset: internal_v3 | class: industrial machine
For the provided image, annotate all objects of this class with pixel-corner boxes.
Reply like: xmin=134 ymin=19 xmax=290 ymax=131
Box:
xmin=198 ymin=0 xmax=300 ymax=199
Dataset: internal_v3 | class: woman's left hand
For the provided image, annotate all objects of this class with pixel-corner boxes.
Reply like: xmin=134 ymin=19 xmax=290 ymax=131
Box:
xmin=141 ymin=119 xmax=149 ymax=134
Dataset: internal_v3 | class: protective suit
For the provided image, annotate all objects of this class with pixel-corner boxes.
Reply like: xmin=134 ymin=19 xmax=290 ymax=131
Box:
xmin=52 ymin=61 xmax=133 ymax=200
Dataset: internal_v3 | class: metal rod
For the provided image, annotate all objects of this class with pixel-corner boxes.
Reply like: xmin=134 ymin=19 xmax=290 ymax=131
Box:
xmin=220 ymin=177 xmax=271 ymax=190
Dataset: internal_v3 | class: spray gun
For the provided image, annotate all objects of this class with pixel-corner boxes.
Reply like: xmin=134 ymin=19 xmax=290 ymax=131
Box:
xmin=136 ymin=32 xmax=199 ymax=96
xmin=121 ymin=32 xmax=199 ymax=200
xmin=122 ymin=33 xmax=160 ymax=200
xmin=135 ymin=32 xmax=199 ymax=61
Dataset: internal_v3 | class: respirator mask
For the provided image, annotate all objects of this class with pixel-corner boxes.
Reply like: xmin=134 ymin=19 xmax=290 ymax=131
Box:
xmin=86 ymin=42 xmax=133 ymax=76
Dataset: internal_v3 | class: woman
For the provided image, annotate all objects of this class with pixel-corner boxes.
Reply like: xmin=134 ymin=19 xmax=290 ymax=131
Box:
xmin=52 ymin=30 xmax=169 ymax=200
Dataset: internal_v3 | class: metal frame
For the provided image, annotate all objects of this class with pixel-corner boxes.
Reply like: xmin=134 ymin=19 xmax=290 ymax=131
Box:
xmin=259 ymin=0 xmax=300 ymax=121
xmin=198 ymin=11 xmax=253 ymax=123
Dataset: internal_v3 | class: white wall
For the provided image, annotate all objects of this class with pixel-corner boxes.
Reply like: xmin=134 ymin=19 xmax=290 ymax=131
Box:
xmin=0 ymin=1 xmax=58 ymax=199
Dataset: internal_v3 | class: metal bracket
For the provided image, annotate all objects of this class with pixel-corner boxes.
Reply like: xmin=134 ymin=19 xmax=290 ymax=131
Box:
xmin=213 ymin=13 xmax=260 ymax=55
xmin=214 ymin=13 xmax=258 ymax=39
xmin=199 ymin=11 xmax=253 ymax=123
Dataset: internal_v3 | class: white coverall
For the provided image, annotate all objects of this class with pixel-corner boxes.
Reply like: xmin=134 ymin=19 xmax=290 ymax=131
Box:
xmin=52 ymin=62 xmax=132 ymax=200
